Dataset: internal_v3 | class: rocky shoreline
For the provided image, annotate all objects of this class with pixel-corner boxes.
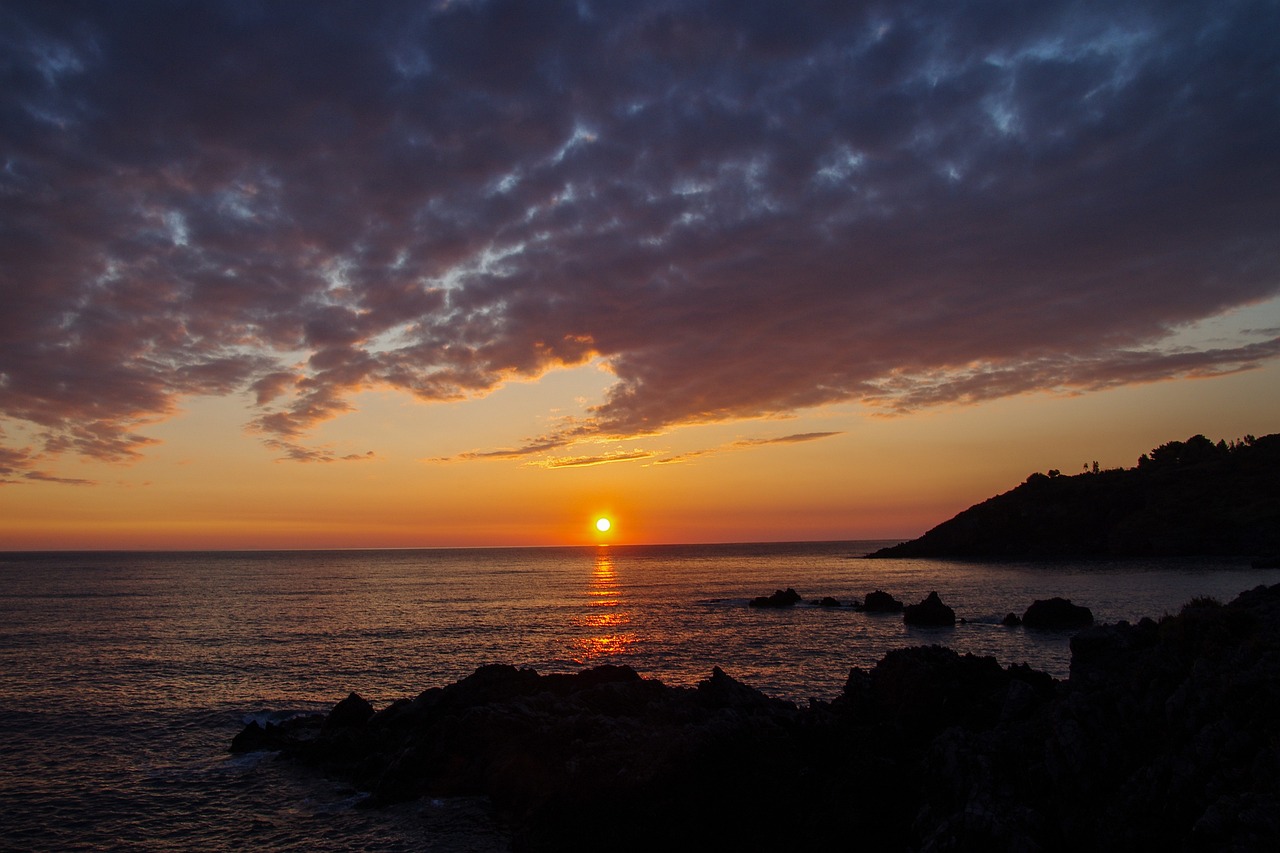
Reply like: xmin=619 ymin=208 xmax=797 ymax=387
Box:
xmin=233 ymin=584 xmax=1280 ymax=851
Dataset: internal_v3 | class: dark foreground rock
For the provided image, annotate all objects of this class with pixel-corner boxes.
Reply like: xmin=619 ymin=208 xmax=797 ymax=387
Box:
xmin=235 ymin=584 xmax=1280 ymax=852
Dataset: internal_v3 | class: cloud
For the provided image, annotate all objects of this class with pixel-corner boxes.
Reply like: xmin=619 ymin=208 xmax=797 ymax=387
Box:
xmin=2 ymin=0 xmax=1279 ymax=472
xmin=533 ymin=449 xmax=656 ymax=469
xmin=0 ymin=442 xmax=96 ymax=485
xmin=733 ymin=432 xmax=844 ymax=448
xmin=443 ymin=434 xmax=584 ymax=462
xmin=22 ymin=470 xmax=95 ymax=486
xmin=653 ymin=430 xmax=843 ymax=465
xmin=263 ymin=440 xmax=376 ymax=464
xmin=0 ymin=445 xmax=37 ymax=484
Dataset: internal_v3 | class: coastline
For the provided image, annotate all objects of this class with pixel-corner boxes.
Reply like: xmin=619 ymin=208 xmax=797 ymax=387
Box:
xmin=869 ymin=433 xmax=1280 ymax=561
xmin=234 ymin=583 xmax=1280 ymax=851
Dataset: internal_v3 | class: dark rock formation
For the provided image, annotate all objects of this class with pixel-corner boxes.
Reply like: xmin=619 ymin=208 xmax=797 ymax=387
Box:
xmin=903 ymin=591 xmax=956 ymax=626
xmin=1022 ymin=596 xmax=1094 ymax=629
xmin=1001 ymin=612 xmax=1022 ymax=627
xmin=861 ymin=589 xmax=904 ymax=612
xmin=324 ymin=691 xmax=375 ymax=730
xmin=235 ymin=584 xmax=1280 ymax=852
xmin=868 ymin=432 xmax=1280 ymax=559
xmin=749 ymin=587 xmax=801 ymax=608
xmin=815 ymin=595 xmax=842 ymax=607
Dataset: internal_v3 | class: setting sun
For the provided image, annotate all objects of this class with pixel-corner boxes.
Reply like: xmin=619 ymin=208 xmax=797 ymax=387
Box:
xmin=595 ymin=517 xmax=612 ymax=533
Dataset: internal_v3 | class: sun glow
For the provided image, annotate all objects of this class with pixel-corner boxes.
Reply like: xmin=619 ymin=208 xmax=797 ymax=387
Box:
xmin=595 ymin=517 xmax=612 ymax=533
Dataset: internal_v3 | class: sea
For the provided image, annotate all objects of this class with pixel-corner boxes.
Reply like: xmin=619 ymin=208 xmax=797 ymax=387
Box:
xmin=2 ymin=542 xmax=1277 ymax=851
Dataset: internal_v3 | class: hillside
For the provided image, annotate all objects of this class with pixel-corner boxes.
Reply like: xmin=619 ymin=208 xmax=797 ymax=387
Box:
xmin=868 ymin=433 xmax=1280 ymax=559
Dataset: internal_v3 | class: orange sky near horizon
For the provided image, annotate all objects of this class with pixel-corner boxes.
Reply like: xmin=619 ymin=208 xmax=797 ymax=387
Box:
xmin=3 ymin=356 xmax=1276 ymax=551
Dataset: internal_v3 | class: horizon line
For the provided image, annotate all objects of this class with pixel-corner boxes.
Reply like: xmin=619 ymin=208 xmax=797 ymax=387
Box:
xmin=0 ymin=537 xmax=912 ymax=556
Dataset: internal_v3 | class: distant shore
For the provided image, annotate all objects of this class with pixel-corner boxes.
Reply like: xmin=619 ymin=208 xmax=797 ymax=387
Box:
xmin=869 ymin=433 xmax=1279 ymax=560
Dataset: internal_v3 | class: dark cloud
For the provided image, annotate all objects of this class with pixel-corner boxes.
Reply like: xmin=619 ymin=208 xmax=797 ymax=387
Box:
xmin=21 ymin=470 xmax=95 ymax=486
xmin=3 ymin=0 xmax=1278 ymax=470
xmin=0 ymin=445 xmax=37 ymax=484
xmin=0 ymin=440 xmax=95 ymax=485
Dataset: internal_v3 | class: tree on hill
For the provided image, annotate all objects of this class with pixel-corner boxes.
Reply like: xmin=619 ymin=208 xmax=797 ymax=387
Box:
xmin=868 ymin=433 xmax=1280 ymax=559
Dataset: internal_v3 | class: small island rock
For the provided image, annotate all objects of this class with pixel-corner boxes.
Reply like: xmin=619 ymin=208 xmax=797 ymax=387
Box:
xmin=1022 ymin=597 xmax=1093 ymax=629
xmin=750 ymin=587 xmax=802 ymax=608
xmin=903 ymin=591 xmax=956 ymax=626
xmin=862 ymin=590 xmax=905 ymax=612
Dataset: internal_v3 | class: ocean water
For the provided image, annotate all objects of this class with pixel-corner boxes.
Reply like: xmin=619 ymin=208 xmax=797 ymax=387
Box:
xmin=2 ymin=542 xmax=1276 ymax=851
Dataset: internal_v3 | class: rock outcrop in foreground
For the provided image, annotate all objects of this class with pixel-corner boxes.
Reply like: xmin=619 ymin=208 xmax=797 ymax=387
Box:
xmin=234 ymin=584 xmax=1280 ymax=851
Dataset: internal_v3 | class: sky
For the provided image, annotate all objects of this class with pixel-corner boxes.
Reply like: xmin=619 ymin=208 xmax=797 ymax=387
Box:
xmin=1 ymin=0 xmax=1278 ymax=550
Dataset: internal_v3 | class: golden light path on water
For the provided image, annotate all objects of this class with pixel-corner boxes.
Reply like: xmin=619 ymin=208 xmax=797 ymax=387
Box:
xmin=575 ymin=548 xmax=635 ymax=662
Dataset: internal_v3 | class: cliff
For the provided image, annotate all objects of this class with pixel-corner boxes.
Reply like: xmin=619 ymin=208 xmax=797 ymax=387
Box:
xmin=869 ymin=433 xmax=1280 ymax=559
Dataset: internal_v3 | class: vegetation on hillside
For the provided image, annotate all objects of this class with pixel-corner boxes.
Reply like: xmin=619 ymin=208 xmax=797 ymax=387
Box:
xmin=869 ymin=434 xmax=1280 ymax=559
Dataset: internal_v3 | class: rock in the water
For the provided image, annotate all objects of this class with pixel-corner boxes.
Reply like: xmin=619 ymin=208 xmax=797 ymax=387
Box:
xmin=1022 ymin=597 xmax=1093 ymax=629
xmin=750 ymin=587 xmax=802 ymax=608
xmin=1001 ymin=612 xmax=1022 ymax=627
xmin=230 ymin=583 xmax=1280 ymax=853
xmin=862 ymin=590 xmax=904 ymax=612
xmin=815 ymin=596 xmax=842 ymax=607
xmin=324 ymin=691 xmax=375 ymax=730
xmin=904 ymin=591 xmax=956 ymax=626
xmin=229 ymin=712 xmax=322 ymax=754
xmin=229 ymin=720 xmax=270 ymax=753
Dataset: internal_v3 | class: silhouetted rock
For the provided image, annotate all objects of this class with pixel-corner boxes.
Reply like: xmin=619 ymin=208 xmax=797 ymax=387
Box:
xmin=324 ymin=691 xmax=375 ymax=730
xmin=233 ymin=584 xmax=1280 ymax=853
xmin=903 ymin=591 xmax=956 ymax=626
xmin=1001 ymin=612 xmax=1022 ymax=627
xmin=867 ymin=432 xmax=1280 ymax=558
xmin=869 ymin=645 xmax=1030 ymax=734
xmin=229 ymin=720 xmax=270 ymax=753
xmin=229 ymin=713 xmax=321 ymax=754
xmin=1022 ymin=596 xmax=1093 ymax=629
xmin=861 ymin=589 xmax=904 ymax=612
xmin=696 ymin=665 xmax=792 ymax=712
xmin=815 ymin=596 xmax=842 ymax=607
xmin=749 ymin=587 xmax=801 ymax=608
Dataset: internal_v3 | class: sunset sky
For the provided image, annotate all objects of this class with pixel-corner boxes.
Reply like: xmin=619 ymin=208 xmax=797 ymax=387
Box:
xmin=2 ymin=0 xmax=1278 ymax=550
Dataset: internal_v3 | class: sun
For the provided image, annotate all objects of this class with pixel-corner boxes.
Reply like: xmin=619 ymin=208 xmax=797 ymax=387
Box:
xmin=595 ymin=517 xmax=612 ymax=533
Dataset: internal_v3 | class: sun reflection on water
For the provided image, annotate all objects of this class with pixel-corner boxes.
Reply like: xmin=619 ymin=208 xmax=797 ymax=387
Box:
xmin=573 ymin=548 xmax=635 ymax=662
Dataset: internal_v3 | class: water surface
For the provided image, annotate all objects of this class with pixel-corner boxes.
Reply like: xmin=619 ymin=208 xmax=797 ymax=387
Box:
xmin=2 ymin=543 xmax=1275 ymax=850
